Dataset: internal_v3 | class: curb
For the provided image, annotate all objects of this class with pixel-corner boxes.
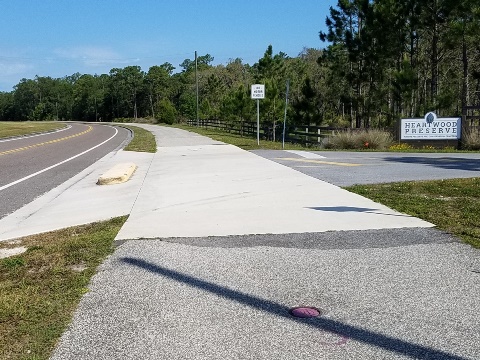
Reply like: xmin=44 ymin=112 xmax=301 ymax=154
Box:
xmin=97 ymin=163 xmax=137 ymax=185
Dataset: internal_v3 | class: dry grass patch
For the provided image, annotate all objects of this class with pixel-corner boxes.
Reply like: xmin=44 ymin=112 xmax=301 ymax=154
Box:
xmin=325 ymin=129 xmax=393 ymax=150
xmin=463 ymin=129 xmax=480 ymax=150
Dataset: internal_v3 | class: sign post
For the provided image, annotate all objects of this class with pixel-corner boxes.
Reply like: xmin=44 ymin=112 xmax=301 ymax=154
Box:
xmin=251 ymin=84 xmax=265 ymax=145
xmin=283 ymin=80 xmax=289 ymax=149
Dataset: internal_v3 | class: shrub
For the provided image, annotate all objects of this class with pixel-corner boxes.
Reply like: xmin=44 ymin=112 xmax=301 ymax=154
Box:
xmin=357 ymin=129 xmax=394 ymax=149
xmin=463 ymin=129 xmax=480 ymax=150
xmin=156 ymin=99 xmax=177 ymax=125
xmin=326 ymin=129 xmax=393 ymax=150
xmin=325 ymin=130 xmax=358 ymax=149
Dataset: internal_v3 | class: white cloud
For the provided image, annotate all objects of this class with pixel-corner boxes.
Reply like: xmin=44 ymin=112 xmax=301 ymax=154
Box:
xmin=54 ymin=46 xmax=139 ymax=67
xmin=0 ymin=60 xmax=35 ymax=90
xmin=0 ymin=61 xmax=33 ymax=77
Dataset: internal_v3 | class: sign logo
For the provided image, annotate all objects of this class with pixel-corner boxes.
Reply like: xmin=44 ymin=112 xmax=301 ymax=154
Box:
xmin=425 ymin=112 xmax=436 ymax=124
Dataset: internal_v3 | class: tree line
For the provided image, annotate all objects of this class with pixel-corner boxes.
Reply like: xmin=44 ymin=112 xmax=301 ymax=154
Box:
xmin=0 ymin=0 xmax=478 ymax=129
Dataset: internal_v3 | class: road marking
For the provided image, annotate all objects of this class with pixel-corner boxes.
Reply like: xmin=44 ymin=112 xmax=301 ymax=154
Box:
xmin=0 ymin=127 xmax=118 ymax=192
xmin=275 ymin=157 xmax=362 ymax=167
xmin=0 ymin=125 xmax=92 ymax=156
xmin=284 ymin=150 xmax=326 ymax=159
xmin=0 ymin=124 xmax=71 ymax=143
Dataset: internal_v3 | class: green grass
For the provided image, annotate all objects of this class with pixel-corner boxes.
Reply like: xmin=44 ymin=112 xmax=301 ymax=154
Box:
xmin=172 ymin=124 xmax=307 ymax=150
xmin=346 ymin=178 xmax=480 ymax=248
xmin=122 ymin=125 xmax=157 ymax=153
xmin=0 ymin=122 xmax=65 ymax=139
xmin=0 ymin=217 xmax=127 ymax=360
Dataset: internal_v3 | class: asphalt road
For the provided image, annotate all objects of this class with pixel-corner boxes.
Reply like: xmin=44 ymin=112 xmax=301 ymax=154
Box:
xmin=251 ymin=150 xmax=480 ymax=186
xmin=0 ymin=122 xmax=131 ymax=219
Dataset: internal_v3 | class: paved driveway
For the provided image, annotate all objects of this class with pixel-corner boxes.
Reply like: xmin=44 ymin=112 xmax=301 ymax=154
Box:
xmin=252 ymin=150 xmax=480 ymax=186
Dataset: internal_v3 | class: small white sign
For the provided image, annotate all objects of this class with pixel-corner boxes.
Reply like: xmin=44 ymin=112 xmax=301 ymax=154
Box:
xmin=401 ymin=112 xmax=461 ymax=140
xmin=251 ymin=84 xmax=265 ymax=99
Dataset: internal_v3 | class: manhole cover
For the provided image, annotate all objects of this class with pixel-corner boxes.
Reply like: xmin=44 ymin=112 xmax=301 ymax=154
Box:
xmin=289 ymin=306 xmax=322 ymax=318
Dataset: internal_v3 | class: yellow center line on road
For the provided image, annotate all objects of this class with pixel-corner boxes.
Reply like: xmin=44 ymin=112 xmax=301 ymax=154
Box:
xmin=0 ymin=126 xmax=93 ymax=156
xmin=275 ymin=157 xmax=362 ymax=167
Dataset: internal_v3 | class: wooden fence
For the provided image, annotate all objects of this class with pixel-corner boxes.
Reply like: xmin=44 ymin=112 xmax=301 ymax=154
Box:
xmin=187 ymin=113 xmax=479 ymax=148
xmin=186 ymin=119 xmax=345 ymax=145
xmin=463 ymin=105 xmax=480 ymax=135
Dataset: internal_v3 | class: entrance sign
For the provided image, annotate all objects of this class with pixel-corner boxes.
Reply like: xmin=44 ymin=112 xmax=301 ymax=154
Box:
xmin=251 ymin=84 xmax=265 ymax=145
xmin=251 ymin=84 xmax=265 ymax=99
xmin=401 ymin=112 xmax=461 ymax=140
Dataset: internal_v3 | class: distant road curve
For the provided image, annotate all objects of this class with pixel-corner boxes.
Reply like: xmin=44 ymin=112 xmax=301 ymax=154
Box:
xmin=0 ymin=122 xmax=131 ymax=219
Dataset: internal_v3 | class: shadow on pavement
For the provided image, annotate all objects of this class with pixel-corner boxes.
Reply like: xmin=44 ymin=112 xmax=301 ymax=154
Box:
xmin=121 ymin=257 xmax=466 ymax=360
xmin=306 ymin=206 xmax=413 ymax=218
xmin=383 ymin=157 xmax=480 ymax=172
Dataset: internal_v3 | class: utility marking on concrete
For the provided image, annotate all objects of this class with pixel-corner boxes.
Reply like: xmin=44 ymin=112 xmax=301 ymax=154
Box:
xmin=289 ymin=306 xmax=322 ymax=318
xmin=0 ymin=127 xmax=118 ymax=192
xmin=0 ymin=125 xmax=92 ymax=156
xmin=317 ymin=332 xmax=350 ymax=346
xmin=284 ymin=150 xmax=326 ymax=159
xmin=275 ymin=157 xmax=362 ymax=167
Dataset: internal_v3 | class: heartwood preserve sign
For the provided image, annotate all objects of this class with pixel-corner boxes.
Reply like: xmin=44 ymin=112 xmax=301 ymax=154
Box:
xmin=401 ymin=112 xmax=461 ymax=140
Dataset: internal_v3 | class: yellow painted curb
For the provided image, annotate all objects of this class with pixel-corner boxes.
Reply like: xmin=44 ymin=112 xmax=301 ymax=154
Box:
xmin=97 ymin=163 xmax=137 ymax=185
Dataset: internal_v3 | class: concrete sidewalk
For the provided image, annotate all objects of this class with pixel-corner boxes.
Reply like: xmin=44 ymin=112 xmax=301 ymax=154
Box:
xmin=0 ymin=124 xmax=432 ymax=241
xmin=116 ymin=139 xmax=433 ymax=240
xmin=1 ymin=124 xmax=478 ymax=359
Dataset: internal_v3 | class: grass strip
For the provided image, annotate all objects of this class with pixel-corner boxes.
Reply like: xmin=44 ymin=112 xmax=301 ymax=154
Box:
xmin=122 ymin=125 xmax=157 ymax=153
xmin=0 ymin=216 xmax=127 ymax=360
xmin=172 ymin=124 xmax=307 ymax=150
xmin=346 ymin=178 xmax=480 ymax=248
xmin=0 ymin=122 xmax=65 ymax=139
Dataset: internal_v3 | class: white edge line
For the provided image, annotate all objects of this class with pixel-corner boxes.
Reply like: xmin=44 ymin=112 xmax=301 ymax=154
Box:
xmin=0 ymin=127 xmax=118 ymax=192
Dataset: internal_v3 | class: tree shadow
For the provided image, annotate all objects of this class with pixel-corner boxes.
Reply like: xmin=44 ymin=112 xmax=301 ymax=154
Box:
xmin=383 ymin=156 xmax=480 ymax=172
xmin=121 ymin=257 xmax=466 ymax=360
xmin=306 ymin=206 xmax=412 ymax=218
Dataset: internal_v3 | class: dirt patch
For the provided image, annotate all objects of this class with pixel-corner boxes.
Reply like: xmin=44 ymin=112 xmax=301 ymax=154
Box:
xmin=0 ymin=246 xmax=27 ymax=259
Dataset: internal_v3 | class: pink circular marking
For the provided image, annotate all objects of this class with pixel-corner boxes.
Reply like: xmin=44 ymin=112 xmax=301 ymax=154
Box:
xmin=290 ymin=306 xmax=321 ymax=318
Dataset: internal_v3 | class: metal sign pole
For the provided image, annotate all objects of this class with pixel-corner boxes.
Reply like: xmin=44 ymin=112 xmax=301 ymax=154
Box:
xmin=257 ymin=99 xmax=260 ymax=145
xmin=195 ymin=51 xmax=199 ymax=127
xmin=283 ymin=79 xmax=289 ymax=149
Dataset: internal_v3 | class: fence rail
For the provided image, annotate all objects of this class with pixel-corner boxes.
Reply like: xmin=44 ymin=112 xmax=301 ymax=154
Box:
xmin=187 ymin=115 xmax=479 ymax=146
xmin=186 ymin=119 xmax=345 ymax=145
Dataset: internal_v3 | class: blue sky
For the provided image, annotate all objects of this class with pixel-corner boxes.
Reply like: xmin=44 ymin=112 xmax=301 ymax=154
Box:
xmin=0 ymin=0 xmax=336 ymax=91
